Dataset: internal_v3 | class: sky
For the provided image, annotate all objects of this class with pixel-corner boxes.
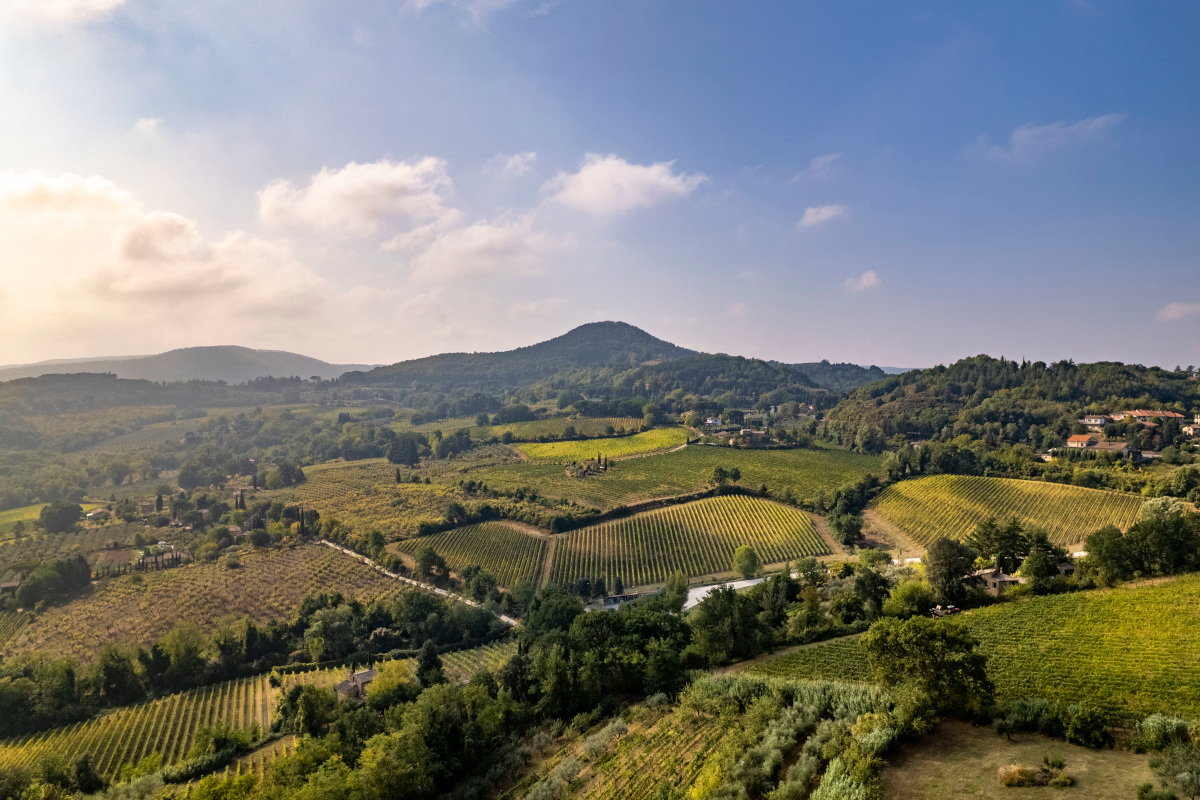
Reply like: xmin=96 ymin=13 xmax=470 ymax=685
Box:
xmin=1 ymin=1 xmax=1198 ymax=370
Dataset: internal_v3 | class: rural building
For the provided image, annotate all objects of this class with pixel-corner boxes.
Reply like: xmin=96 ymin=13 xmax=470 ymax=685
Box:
xmin=1182 ymin=424 xmax=1199 ymax=438
xmin=86 ymin=509 xmax=111 ymax=521
xmin=138 ymin=501 xmax=157 ymax=515
xmin=1092 ymin=441 xmax=1136 ymax=458
xmin=1066 ymin=434 xmax=1097 ymax=448
xmin=335 ymin=668 xmax=377 ymax=699
xmin=972 ymin=568 xmax=1024 ymax=597
xmin=1111 ymin=409 xmax=1185 ymax=423
xmin=1080 ymin=414 xmax=1110 ymax=430
xmin=0 ymin=580 xmax=18 ymax=594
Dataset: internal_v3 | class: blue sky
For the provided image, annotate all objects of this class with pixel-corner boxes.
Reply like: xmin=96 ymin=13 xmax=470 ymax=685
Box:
xmin=1 ymin=1 xmax=1197 ymax=369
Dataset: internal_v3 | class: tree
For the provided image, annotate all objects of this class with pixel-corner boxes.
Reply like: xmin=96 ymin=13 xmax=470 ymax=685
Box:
xmin=642 ymin=403 xmax=662 ymax=427
xmin=613 ymin=575 xmax=625 ymax=595
xmin=388 ymin=437 xmax=421 ymax=467
xmin=416 ymin=640 xmax=444 ymax=686
xmin=854 ymin=567 xmax=891 ymax=619
xmin=39 ymin=501 xmax=82 ymax=533
xmin=1151 ymin=744 xmax=1200 ymax=800
xmin=474 ymin=413 xmax=490 ymax=427
xmin=1019 ymin=548 xmax=1059 ymax=594
xmin=862 ymin=616 xmax=993 ymax=718
xmin=414 ymin=546 xmax=446 ymax=580
xmin=688 ymin=585 xmax=766 ymax=665
xmin=924 ymin=537 xmax=975 ymax=604
xmin=733 ymin=545 xmax=760 ymax=579
xmin=882 ymin=580 xmax=935 ymax=619
xmin=155 ymin=494 xmax=164 ymax=512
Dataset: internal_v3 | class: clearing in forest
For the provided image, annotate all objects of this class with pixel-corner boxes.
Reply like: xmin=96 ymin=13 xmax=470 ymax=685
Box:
xmin=747 ymin=573 xmax=1200 ymax=721
xmin=393 ymin=521 xmax=545 ymax=588
xmin=872 ymin=475 xmax=1143 ymax=546
xmin=515 ymin=427 xmax=690 ymax=462
xmin=549 ymin=494 xmax=828 ymax=589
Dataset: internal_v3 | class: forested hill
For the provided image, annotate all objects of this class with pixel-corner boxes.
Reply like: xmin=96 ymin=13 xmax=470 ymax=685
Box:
xmin=0 ymin=346 xmax=371 ymax=384
xmin=825 ymin=355 xmax=1197 ymax=443
xmin=344 ymin=321 xmax=696 ymax=389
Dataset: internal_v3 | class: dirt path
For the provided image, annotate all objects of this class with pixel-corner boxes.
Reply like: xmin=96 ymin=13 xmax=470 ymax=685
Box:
xmin=805 ymin=511 xmax=848 ymax=558
xmin=861 ymin=508 xmax=924 ymax=560
xmin=537 ymin=535 xmax=557 ymax=589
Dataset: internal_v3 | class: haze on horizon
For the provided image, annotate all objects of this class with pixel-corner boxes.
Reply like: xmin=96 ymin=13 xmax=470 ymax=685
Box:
xmin=1 ymin=1 xmax=1197 ymax=370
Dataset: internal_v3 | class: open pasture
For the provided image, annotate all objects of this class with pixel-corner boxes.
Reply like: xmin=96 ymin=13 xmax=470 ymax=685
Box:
xmin=393 ymin=522 xmax=545 ymax=588
xmin=458 ymin=445 xmax=883 ymax=512
xmin=748 ymin=574 xmax=1200 ymax=721
xmin=3 ymin=544 xmax=406 ymax=662
xmin=515 ymin=427 xmax=689 ymax=462
xmin=0 ymin=503 xmax=103 ymax=541
xmin=549 ymin=494 xmax=828 ymax=589
xmin=872 ymin=475 xmax=1144 ymax=545
xmin=0 ymin=641 xmax=516 ymax=780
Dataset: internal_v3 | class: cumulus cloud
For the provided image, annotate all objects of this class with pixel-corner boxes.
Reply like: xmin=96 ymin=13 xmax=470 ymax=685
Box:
xmin=0 ymin=0 xmax=126 ymax=24
xmin=792 ymin=152 xmax=843 ymax=181
xmin=406 ymin=214 xmax=573 ymax=281
xmin=1157 ymin=302 xmax=1200 ymax=322
xmin=487 ymin=151 xmax=537 ymax=178
xmin=797 ymin=204 xmax=848 ymax=228
xmin=113 ymin=212 xmax=202 ymax=261
xmin=844 ymin=270 xmax=882 ymax=293
xmin=984 ymin=114 xmax=1124 ymax=163
xmin=133 ymin=118 xmax=161 ymax=136
xmin=259 ymin=158 xmax=453 ymax=235
xmin=544 ymin=153 xmax=706 ymax=216
xmin=0 ymin=170 xmax=137 ymax=224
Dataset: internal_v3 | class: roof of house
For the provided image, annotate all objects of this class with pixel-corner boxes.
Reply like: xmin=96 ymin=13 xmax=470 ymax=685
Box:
xmin=1093 ymin=442 xmax=1132 ymax=452
xmin=1067 ymin=434 xmax=1096 ymax=443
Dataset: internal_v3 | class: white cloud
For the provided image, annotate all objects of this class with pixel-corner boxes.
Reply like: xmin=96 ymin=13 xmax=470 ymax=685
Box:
xmin=406 ymin=214 xmax=573 ymax=281
xmin=984 ymin=114 xmax=1124 ymax=163
xmin=793 ymin=152 xmax=843 ymax=181
xmin=0 ymin=170 xmax=137 ymax=224
xmin=486 ymin=151 xmax=537 ymax=178
xmin=509 ymin=297 xmax=565 ymax=318
xmin=544 ymin=153 xmax=706 ymax=216
xmin=1157 ymin=302 xmax=1200 ymax=322
xmin=797 ymin=204 xmax=848 ymax=228
xmin=133 ymin=118 xmax=161 ymax=136
xmin=729 ymin=302 xmax=749 ymax=319
xmin=0 ymin=0 xmax=126 ymax=24
xmin=844 ymin=270 xmax=882 ymax=293
xmin=258 ymin=158 xmax=453 ymax=235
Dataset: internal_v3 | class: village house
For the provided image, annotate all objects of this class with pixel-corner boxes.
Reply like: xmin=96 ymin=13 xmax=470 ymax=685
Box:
xmin=1066 ymin=434 xmax=1097 ymax=448
xmin=1079 ymin=414 xmax=1110 ymax=431
xmin=138 ymin=501 xmax=157 ymax=515
xmin=1183 ymin=423 xmax=1199 ymax=438
xmin=1110 ymin=409 xmax=1185 ymax=423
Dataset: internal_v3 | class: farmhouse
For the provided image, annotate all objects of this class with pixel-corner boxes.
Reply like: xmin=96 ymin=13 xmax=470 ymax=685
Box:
xmin=972 ymin=567 xmax=1024 ymax=597
xmin=1080 ymin=414 xmax=1110 ymax=430
xmin=138 ymin=501 xmax=157 ymax=515
xmin=1183 ymin=423 xmax=1199 ymax=438
xmin=86 ymin=508 xmax=111 ymax=521
xmin=1092 ymin=441 xmax=1136 ymax=458
xmin=335 ymin=667 xmax=377 ymax=699
xmin=1066 ymin=434 xmax=1097 ymax=448
xmin=1110 ymin=409 xmax=1185 ymax=423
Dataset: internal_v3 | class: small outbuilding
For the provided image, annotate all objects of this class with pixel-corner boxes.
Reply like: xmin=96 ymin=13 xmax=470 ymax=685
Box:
xmin=335 ymin=668 xmax=378 ymax=700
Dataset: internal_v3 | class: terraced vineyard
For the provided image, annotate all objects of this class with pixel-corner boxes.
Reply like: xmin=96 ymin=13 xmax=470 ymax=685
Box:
xmin=872 ymin=475 xmax=1144 ymax=545
xmin=461 ymin=445 xmax=883 ymax=512
xmin=516 ymin=427 xmax=689 ymax=462
xmin=747 ymin=574 xmax=1200 ymax=721
xmin=4 ymin=544 xmax=407 ymax=662
xmin=0 ymin=613 xmax=28 ymax=646
xmin=394 ymin=522 xmax=545 ymax=588
xmin=0 ymin=641 xmax=517 ymax=779
xmin=549 ymin=495 xmax=828 ymax=588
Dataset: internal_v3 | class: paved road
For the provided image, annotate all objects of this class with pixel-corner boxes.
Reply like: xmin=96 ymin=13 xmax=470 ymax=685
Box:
xmin=318 ymin=539 xmax=520 ymax=626
xmin=683 ymin=577 xmax=765 ymax=610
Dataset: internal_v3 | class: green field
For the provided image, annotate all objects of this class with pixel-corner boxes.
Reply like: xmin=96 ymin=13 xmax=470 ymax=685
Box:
xmin=516 ymin=427 xmax=690 ymax=462
xmin=549 ymin=495 xmax=828 ymax=589
xmin=0 ymin=641 xmax=516 ymax=780
xmin=0 ymin=503 xmax=103 ymax=540
xmin=748 ymin=574 xmax=1200 ymax=721
xmin=394 ymin=522 xmax=545 ymax=588
xmin=392 ymin=415 xmax=641 ymax=442
xmin=4 ymin=544 xmax=409 ymax=662
xmin=872 ymin=475 xmax=1144 ymax=545
xmin=457 ymin=445 xmax=883 ymax=512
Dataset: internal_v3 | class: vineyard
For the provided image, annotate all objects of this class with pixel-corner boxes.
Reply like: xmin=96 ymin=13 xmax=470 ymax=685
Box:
xmin=0 ymin=613 xmax=27 ymax=647
xmin=4 ymin=544 xmax=407 ymax=662
xmin=515 ymin=427 xmax=689 ymax=462
xmin=0 ymin=641 xmax=517 ymax=780
xmin=747 ymin=574 xmax=1200 ymax=720
xmin=872 ymin=475 xmax=1144 ymax=545
xmin=0 ymin=523 xmax=154 ymax=575
xmin=393 ymin=522 xmax=545 ymax=588
xmin=548 ymin=495 xmax=828 ymax=589
xmin=460 ymin=445 xmax=883 ymax=513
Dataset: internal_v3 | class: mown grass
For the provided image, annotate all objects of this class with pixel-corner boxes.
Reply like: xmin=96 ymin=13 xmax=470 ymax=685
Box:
xmin=516 ymin=427 xmax=690 ymax=462
xmin=0 ymin=503 xmax=102 ymax=541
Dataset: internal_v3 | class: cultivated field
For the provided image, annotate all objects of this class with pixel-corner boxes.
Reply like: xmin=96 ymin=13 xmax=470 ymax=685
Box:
xmin=3 ymin=544 xmax=407 ymax=662
xmin=872 ymin=475 xmax=1144 ymax=545
xmin=0 ymin=641 xmax=517 ymax=780
xmin=515 ymin=427 xmax=689 ymax=462
xmin=0 ymin=523 xmax=159 ymax=574
xmin=459 ymin=445 xmax=883 ymax=512
xmin=549 ymin=495 xmax=828 ymax=589
xmin=0 ymin=503 xmax=103 ymax=540
xmin=0 ymin=613 xmax=27 ymax=647
xmin=394 ymin=522 xmax=545 ymax=588
xmin=748 ymin=574 xmax=1200 ymax=720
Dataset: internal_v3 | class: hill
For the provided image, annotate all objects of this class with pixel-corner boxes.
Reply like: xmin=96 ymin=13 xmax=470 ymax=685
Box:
xmin=0 ymin=346 xmax=371 ymax=385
